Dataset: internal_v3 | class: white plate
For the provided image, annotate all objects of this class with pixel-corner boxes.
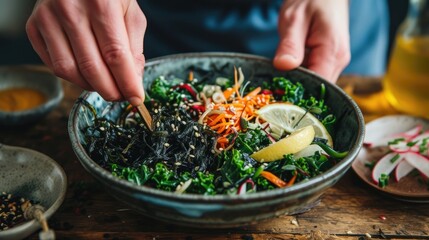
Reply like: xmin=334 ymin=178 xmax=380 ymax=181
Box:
xmin=352 ymin=115 xmax=429 ymax=202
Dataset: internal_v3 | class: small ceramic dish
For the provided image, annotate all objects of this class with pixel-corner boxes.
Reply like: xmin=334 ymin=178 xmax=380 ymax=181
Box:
xmin=0 ymin=144 xmax=67 ymax=240
xmin=352 ymin=115 xmax=429 ymax=202
xmin=0 ymin=65 xmax=64 ymax=126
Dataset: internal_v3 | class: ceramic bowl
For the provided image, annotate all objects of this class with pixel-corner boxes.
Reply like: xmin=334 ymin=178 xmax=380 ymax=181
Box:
xmin=0 ymin=144 xmax=67 ymax=240
xmin=68 ymin=52 xmax=365 ymax=228
xmin=0 ymin=65 xmax=64 ymax=126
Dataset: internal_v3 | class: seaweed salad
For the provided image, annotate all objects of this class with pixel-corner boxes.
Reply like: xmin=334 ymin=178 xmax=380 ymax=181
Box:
xmin=80 ymin=66 xmax=348 ymax=195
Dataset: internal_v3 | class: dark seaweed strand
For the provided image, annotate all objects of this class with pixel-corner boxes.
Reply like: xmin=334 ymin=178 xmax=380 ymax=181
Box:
xmin=148 ymin=106 xmax=219 ymax=177
xmin=82 ymin=102 xmax=219 ymax=179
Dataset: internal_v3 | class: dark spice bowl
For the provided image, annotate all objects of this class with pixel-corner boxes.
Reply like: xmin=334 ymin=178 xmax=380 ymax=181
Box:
xmin=0 ymin=65 xmax=64 ymax=127
xmin=0 ymin=144 xmax=67 ymax=240
xmin=68 ymin=52 xmax=365 ymax=228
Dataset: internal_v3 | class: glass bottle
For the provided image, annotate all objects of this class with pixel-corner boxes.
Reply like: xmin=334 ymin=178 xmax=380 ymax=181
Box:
xmin=383 ymin=0 xmax=429 ymax=119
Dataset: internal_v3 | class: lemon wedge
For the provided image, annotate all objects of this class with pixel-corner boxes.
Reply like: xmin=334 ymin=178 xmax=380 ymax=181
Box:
xmin=256 ymin=103 xmax=333 ymax=147
xmin=251 ymin=125 xmax=315 ymax=162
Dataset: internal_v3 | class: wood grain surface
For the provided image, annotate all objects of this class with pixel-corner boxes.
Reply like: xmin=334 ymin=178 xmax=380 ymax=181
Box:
xmin=1 ymin=75 xmax=428 ymax=240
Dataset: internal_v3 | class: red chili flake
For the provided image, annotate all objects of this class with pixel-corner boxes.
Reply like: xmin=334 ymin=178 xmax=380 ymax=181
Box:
xmin=363 ymin=142 xmax=372 ymax=148
xmin=379 ymin=215 xmax=387 ymax=220
xmin=172 ymin=84 xmax=197 ymax=99
xmin=273 ymin=89 xmax=286 ymax=95
xmin=190 ymin=105 xmax=205 ymax=112
xmin=261 ymin=89 xmax=273 ymax=95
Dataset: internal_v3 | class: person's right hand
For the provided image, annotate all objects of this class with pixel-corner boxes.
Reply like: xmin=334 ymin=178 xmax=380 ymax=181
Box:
xmin=26 ymin=0 xmax=147 ymax=106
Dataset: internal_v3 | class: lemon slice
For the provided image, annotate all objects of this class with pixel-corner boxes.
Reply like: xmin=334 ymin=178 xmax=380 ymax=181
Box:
xmin=256 ymin=103 xmax=333 ymax=147
xmin=251 ymin=125 xmax=315 ymax=162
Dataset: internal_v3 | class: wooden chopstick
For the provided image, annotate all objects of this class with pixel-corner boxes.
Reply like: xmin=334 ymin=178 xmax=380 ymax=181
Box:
xmin=136 ymin=104 xmax=153 ymax=131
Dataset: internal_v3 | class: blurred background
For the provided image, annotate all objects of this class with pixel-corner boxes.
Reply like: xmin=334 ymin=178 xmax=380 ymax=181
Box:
xmin=0 ymin=1 xmax=410 ymax=70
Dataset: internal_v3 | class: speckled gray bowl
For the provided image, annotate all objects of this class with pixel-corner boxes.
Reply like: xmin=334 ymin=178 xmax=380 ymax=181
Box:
xmin=0 ymin=65 xmax=64 ymax=126
xmin=68 ymin=52 xmax=365 ymax=228
xmin=0 ymin=144 xmax=67 ymax=240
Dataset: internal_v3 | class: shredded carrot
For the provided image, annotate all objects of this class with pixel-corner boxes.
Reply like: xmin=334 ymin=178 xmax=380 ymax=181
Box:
xmin=200 ymin=68 xmax=273 ymax=149
xmin=260 ymin=171 xmax=287 ymax=188
xmin=286 ymin=173 xmax=297 ymax=186
xmin=188 ymin=71 xmax=194 ymax=81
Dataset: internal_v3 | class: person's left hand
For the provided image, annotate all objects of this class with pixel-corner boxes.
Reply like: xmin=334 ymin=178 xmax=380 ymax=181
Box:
xmin=273 ymin=0 xmax=351 ymax=83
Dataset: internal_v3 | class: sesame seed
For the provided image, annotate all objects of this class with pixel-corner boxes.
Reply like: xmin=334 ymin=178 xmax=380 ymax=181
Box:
xmin=164 ymin=143 xmax=170 ymax=147
xmin=190 ymin=145 xmax=195 ymax=149
xmin=193 ymin=126 xmax=198 ymax=131
xmin=189 ymin=154 xmax=195 ymax=158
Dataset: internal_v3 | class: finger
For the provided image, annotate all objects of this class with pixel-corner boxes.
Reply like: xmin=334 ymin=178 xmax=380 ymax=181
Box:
xmin=306 ymin=28 xmax=350 ymax=83
xmin=53 ymin=3 xmax=122 ymax=101
xmin=32 ymin=5 xmax=93 ymax=91
xmin=90 ymin=1 xmax=145 ymax=106
xmin=273 ymin=4 xmax=310 ymax=71
xmin=305 ymin=43 xmax=348 ymax=83
xmin=124 ymin=0 xmax=146 ymax=100
xmin=26 ymin=17 xmax=52 ymax=67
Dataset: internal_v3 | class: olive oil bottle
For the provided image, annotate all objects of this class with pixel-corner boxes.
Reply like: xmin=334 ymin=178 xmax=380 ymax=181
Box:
xmin=383 ymin=0 xmax=429 ymax=118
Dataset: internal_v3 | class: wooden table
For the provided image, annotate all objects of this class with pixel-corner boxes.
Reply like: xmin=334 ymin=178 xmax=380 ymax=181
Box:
xmin=1 ymin=75 xmax=428 ymax=240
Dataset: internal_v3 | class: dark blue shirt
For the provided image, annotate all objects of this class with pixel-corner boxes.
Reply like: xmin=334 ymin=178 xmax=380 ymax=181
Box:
xmin=139 ymin=0 xmax=389 ymax=76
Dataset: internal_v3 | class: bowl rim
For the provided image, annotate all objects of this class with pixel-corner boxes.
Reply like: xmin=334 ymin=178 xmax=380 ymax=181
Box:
xmin=0 ymin=65 xmax=64 ymax=115
xmin=0 ymin=143 xmax=67 ymax=238
xmin=68 ymin=52 xmax=365 ymax=201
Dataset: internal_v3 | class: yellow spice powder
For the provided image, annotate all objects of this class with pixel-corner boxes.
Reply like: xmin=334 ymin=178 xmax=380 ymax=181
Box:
xmin=0 ymin=87 xmax=47 ymax=112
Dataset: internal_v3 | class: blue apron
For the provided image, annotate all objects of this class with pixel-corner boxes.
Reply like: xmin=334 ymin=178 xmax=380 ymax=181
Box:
xmin=139 ymin=0 xmax=389 ymax=76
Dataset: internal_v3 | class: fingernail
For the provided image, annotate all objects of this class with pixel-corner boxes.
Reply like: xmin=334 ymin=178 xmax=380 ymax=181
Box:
xmin=128 ymin=96 xmax=142 ymax=106
xmin=275 ymin=54 xmax=297 ymax=63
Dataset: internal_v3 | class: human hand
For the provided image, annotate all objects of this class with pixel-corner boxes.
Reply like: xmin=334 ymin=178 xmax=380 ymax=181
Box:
xmin=26 ymin=0 xmax=147 ymax=106
xmin=273 ymin=0 xmax=351 ymax=83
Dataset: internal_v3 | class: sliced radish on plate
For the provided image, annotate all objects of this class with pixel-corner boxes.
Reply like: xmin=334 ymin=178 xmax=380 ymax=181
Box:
xmin=404 ymin=152 xmax=429 ymax=178
xmin=400 ymin=125 xmax=423 ymax=140
xmin=389 ymin=140 xmax=410 ymax=153
xmin=394 ymin=159 xmax=415 ymax=182
xmin=368 ymin=125 xmax=424 ymax=148
xmin=372 ymin=152 xmax=403 ymax=184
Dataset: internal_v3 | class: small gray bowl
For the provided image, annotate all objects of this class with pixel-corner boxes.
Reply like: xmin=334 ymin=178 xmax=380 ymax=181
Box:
xmin=68 ymin=52 xmax=365 ymax=228
xmin=0 ymin=65 xmax=64 ymax=126
xmin=0 ymin=144 xmax=67 ymax=240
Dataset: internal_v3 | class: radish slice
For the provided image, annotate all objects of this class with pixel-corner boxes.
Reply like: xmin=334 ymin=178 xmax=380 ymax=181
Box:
xmin=410 ymin=131 xmax=429 ymax=155
xmin=411 ymin=131 xmax=429 ymax=142
xmin=365 ymin=136 xmax=404 ymax=149
xmin=394 ymin=159 xmax=415 ymax=182
xmin=400 ymin=125 xmax=423 ymax=140
xmin=370 ymin=125 xmax=424 ymax=148
xmin=389 ymin=141 xmax=410 ymax=153
xmin=237 ymin=178 xmax=256 ymax=195
xmin=372 ymin=152 xmax=403 ymax=184
xmin=404 ymin=152 xmax=429 ymax=178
